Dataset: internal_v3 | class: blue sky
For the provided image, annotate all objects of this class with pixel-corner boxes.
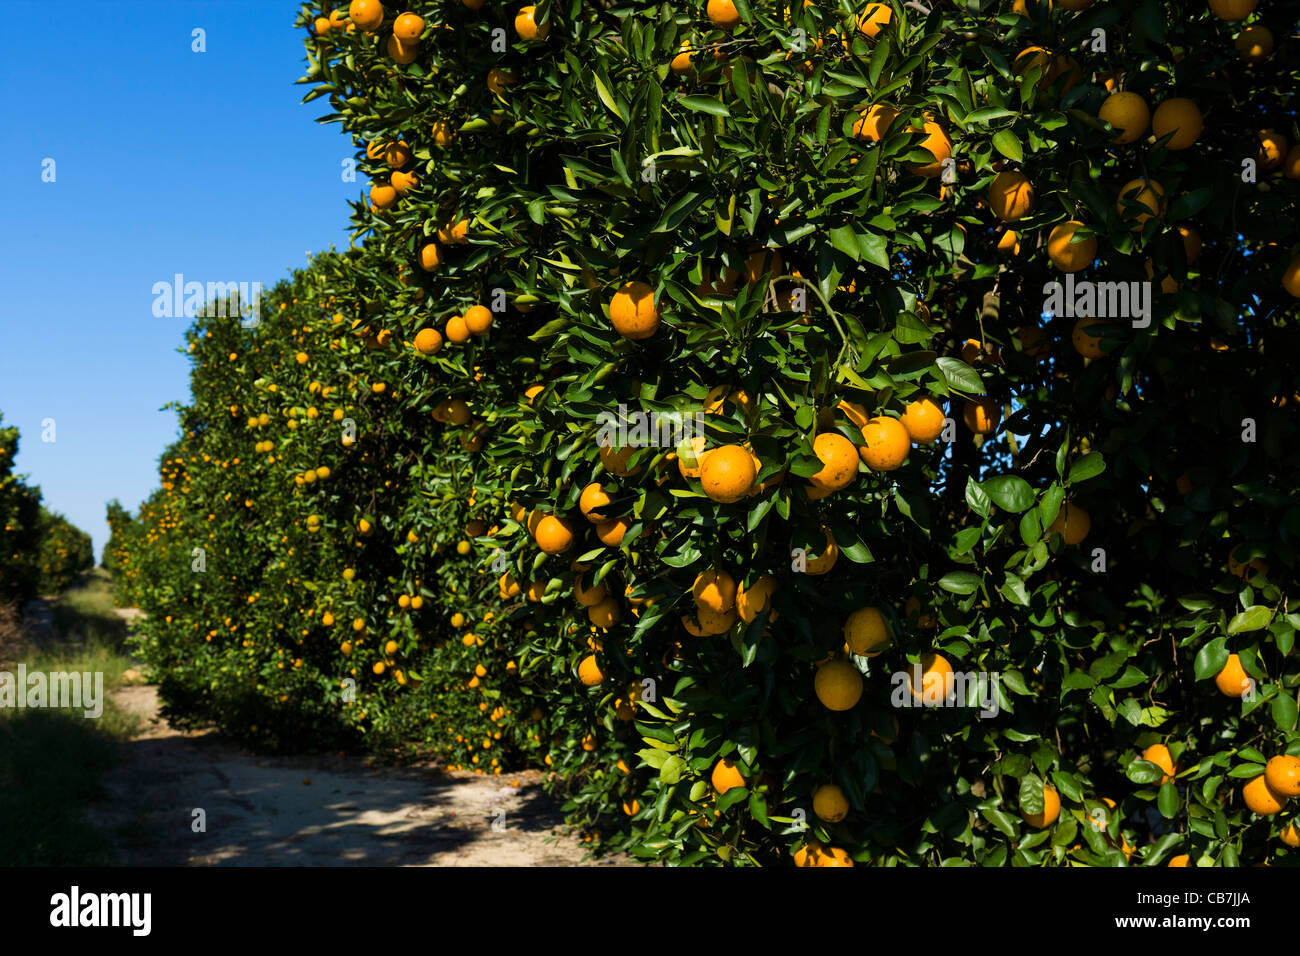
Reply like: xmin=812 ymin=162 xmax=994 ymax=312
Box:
xmin=0 ymin=1 xmax=356 ymax=559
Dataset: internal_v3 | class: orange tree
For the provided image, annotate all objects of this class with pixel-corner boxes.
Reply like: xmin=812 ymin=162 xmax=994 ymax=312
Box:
xmin=120 ymin=0 xmax=1300 ymax=864
xmin=35 ymin=508 xmax=94 ymax=594
xmin=0 ymin=412 xmax=43 ymax=607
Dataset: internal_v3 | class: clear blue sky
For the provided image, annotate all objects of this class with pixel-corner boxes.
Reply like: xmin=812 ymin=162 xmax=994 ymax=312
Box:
xmin=0 ymin=1 xmax=357 ymax=559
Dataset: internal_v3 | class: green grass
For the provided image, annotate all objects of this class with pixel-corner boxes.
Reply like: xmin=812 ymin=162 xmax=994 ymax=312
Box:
xmin=0 ymin=570 xmax=140 ymax=865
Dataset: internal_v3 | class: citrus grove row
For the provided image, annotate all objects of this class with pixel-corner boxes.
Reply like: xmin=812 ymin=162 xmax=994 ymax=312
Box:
xmin=0 ymin=413 xmax=96 ymax=607
xmin=109 ymin=0 xmax=1299 ymax=865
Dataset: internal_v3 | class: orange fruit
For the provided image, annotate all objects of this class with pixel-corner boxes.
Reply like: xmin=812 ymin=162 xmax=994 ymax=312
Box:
xmin=1259 ymin=129 xmax=1289 ymax=171
xmin=1020 ymin=784 xmax=1061 ymax=828
xmin=997 ymin=230 xmax=1020 ymax=255
xmin=858 ymin=416 xmax=910 ymax=471
xmin=904 ymin=652 xmax=954 ymax=705
xmin=1151 ymin=98 xmax=1202 ymax=150
xmin=463 ymin=305 xmax=493 ymax=335
xmin=577 ymin=654 xmax=604 ymax=686
xmin=1207 ymin=0 xmax=1256 ymax=21
xmin=534 ymin=515 xmax=575 ymax=554
xmin=418 ymin=242 xmax=442 ymax=271
xmin=693 ymin=568 xmax=737 ymax=613
xmin=1235 ymin=24 xmax=1273 ymax=62
xmin=900 ymin=398 xmax=946 ymax=443
xmin=393 ymin=12 xmax=423 ymax=42
xmin=736 ymin=575 xmax=778 ymax=623
xmin=587 ymin=595 xmax=622 ymax=628
xmin=706 ymin=0 xmax=742 ymax=31
xmin=1047 ymin=220 xmax=1097 ymax=271
xmin=814 ymin=660 xmax=863 ymax=711
xmin=1098 ymin=91 xmax=1150 ymax=144
xmin=579 ymin=483 xmax=612 ymax=522
xmin=609 ymin=281 xmax=660 ymax=339
xmin=599 ymin=444 xmax=640 ymax=477
xmin=670 ymin=41 xmax=694 ymax=75
xmin=803 ymin=528 xmax=839 ymax=575
xmin=844 ymin=607 xmax=890 ymax=657
xmin=574 ymin=573 xmax=608 ymax=607
xmin=370 ymin=183 xmax=398 ymax=209
xmin=413 ymin=328 xmax=443 ymax=355
xmin=386 ymin=34 xmax=419 ymax=64
xmin=445 ymin=314 xmax=470 ymax=343
xmin=681 ymin=605 xmax=737 ymax=636
xmin=856 ymin=2 xmax=892 ymax=38
xmin=348 ymin=0 xmax=384 ymax=33
xmin=1243 ymin=774 xmax=1287 ymax=815
xmin=813 ymin=784 xmax=849 ymax=823
xmin=852 ymin=103 xmax=897 ymax=142
xmin=1143 ymin=744 xmax=1177 ymax=784
xmin=1167 ymin=854 xmax=1191 ymax=867
xmin=486 ymin=67 xmax=518 ymax=94
xmin=1048 ymin=503 xmax=1090 ymax=545
xmin=909 ymin=119 xmax=952 ymax=178
xmin=808 ymin=432 xmax=859 ymax=495
xmin=1018 ymin=324 xmax=1049 ymax=359
xmin=1072 ymin=317 xmax=1114 ymax=359
xmin=1281 ymin=823 xmax=1300 ymax=848
xmin=987 ymin=171 xmax=1035 ymax=222
xmin=711 ymin=757 xmax=747 ymax=793
xmin=700 ymin=444 xmax=756 ymax=503
xmin=962 ymin=397 xmax=1000 ymax=435
xmin=1285 ymin=256 xmax=1300 ymax=298
xmin=1117 ymin=178 xmax=1165 ymax=230
xmin=1264 ymin=755 xmax=1300 ymax=798
xmin=514 ymin=5 xmax=550 ymax=40
xmin=1215 ymin=654 xmax=1251 ymax=698
xmin=1282 ymin=145 xmax=1300 ymax=180
xmin=595 ymin=517 xmax=628 ymax=547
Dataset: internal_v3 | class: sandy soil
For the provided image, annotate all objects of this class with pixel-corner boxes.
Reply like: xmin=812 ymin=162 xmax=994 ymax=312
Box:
xmin=87 ymin=680 xmax=632 ymax=867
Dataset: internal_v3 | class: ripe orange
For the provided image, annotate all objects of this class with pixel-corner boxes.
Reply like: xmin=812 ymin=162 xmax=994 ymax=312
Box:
xmin=1214 ymin=653 xmax=1251 ymax=698
xmin=464 ymin=304 xmax=493 ymax=335
xmin=1264 ymin=755 xmax=1300 ymax=798
xmin=419 ymin=242 xmax=442 ymax=271
xmin=997 ymin=230 xmax=1020 ymax=255
xmin=1097 ymin=91 xmax=1149 ymax=144
xmin=370 ymin=183 xmax=398 ymax=209
xmin=987 ymin=171 xmax=1035 ymax=222
xmin=803 ymin=528 xmax=839 ymax=575
xmin=445 ymin=314 xmax=470 ymax=343
xmin=1048 ymin=503 xmax=1090 ymax=545
xmin=577 ymin=654 xmax=604 ymax=686
xmin=390 ymin=169 xmax=418 ymax=195
xmin=808 ymin=432 xmax=859 ymax=495
xmin=595 ymin=517 xmax=628 ymax=547
xmin=574 ymin=573 xmax=607 ymax=607
xmin=608 ymin=281 xmax=660 ymax=339
xmin=844 ymin=607 xmax=890 ymax=657
xmin=1151 ymin=98 xmax=1203 ymax=150
xmin=858 ymin=416 xmax=910 ymax=471
xmin=813 ymin=784 xmax=849 ymax=823
xmin=1282 ymin=145 xmax=1300 ymax=180
xmin=534 ymin=515 xmax=575 ymax=554
xmin=851 ymin=103 xmax=897 ymax=142
xmin=1285 ymin=257 xmax=1300 ymax=298
xmin=387 ymin=34 xmax=419 ymax=64
xmin=900 ymin=398 xmax=945 ymax=443
xmin=314 ymin=16 xmax=332 ymax=35
xmin=962 ymin=397 xmax=1000 ymax=435
xmin=1047 ymin=220 xmax=1097 ymax=271
xmin=393 ymin=12 xmax=423 ymax=42
xmin=681 ymin=605 xmax=737 ymax=636
xmin=904 ymin=652 xmax=954 ymax=705
xmin=908 ymin=119 xmax=952 ymax=178
xmin=1072 ymin=317 xmax=1114 ymax=359
xmin=1021 ymin=784 xmax=1061 ymax=828
xmin=414 ymin=328 xmax=443 ymax=355
xmin=670 ymin=41 xmax=694 ymax=74
xmin=1281 ymin=823 xmax=1300 ymax=848
xmin=736 ymin=575 xmax=778 ymax=623
xmin=700 ymin=444 xmax=756 ymax=503
xmin=706 ymin=0 xmax=742 ymax=31
xmin=349 ymin=0 xmax=384 ymax=33
xmin=579 ymin=482 xmax=612 ymax=522
xmin=1242 ymin=774 xmax=1287 ymax=815
xmin=1143 ymin=744 xmax=1177 ymax=784
xmin=514 ymin=5 xmax=550 ymax=40
xmin=1207 ymin=0 xmax=1256 ymax=21
xmin=711 ymin=757 xmax=747 ymax=793
xmin=588 ymin=595 xmax=622 ymax=628
xmin=814 ymin=660 xmax=863 ymax=711
xmin=599 ymin=443 xmax=640 ymax=476
xmin=693 ymin=568 xmax=737 ymax=613
xmin=857 ymin=2 xmax=892 ymax=38
xmin=1117 ymin=177 xmax=1165 ymax=230
xmin=1259 ymin=129 xmax=1289 ymax=170
xmin=486 ymin=67 xmax=518 ymax=94
xmin=1234 ymin=24 xmax=1273 ymax=61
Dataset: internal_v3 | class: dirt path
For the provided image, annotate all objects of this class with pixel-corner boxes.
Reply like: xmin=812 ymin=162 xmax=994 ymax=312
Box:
xmin=90 ymin=681 xmax=631 ymax=866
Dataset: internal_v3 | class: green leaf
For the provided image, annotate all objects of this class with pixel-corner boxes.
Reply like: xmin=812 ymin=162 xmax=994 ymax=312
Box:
xmin=1272 ymin=691 xmax=1298 ymax=732
xmin=981 ymin=475 xmax=1035 ymax=513
xmin=1126 ymin=759 xmax=1165 ymax=785
xmin=1228 ymin=606 xmax=1272 ymax=635
xmin=935 ymin=357 xmax=984 ymax=394
xmin=1193 ymin=637 xmax=1229 ymax=680
xmin=659 ymin=754 xmax=687 ymax=784
xmin=937 ymin=571 xmax=982 ymax=595
xmin=678 ymin=95 xmax=729 ymax=117
xmin=1066 ymin=452 xmax=1105 ymax=484
xmin=1157 ymin=782 xmax=1179 ymax=819
xmin=991 ymin=129 xmax=1023 ymax=163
